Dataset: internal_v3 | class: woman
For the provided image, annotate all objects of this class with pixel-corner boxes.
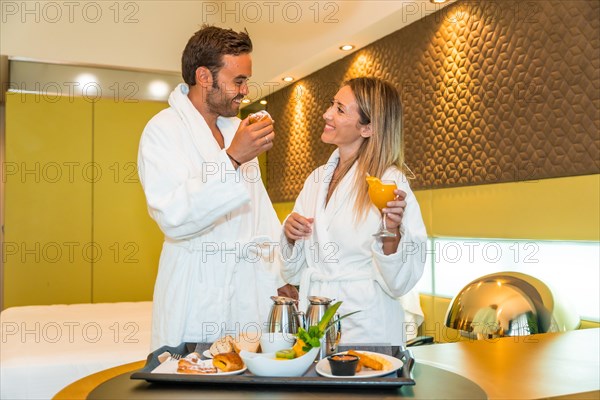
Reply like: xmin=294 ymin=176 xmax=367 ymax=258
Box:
xmin=281 ymin=77 xmax=427 ymax=345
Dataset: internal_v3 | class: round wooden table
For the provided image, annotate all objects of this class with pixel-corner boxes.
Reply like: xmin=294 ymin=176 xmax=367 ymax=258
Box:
xmin=54 ymin=360 xmax=487 ymax=400
xmin=54 ymin=361 xmax=146 ymax=400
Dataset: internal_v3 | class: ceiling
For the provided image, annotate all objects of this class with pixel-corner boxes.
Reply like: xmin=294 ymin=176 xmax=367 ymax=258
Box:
xmin=1 ymin=0 xmax=453 ymax=103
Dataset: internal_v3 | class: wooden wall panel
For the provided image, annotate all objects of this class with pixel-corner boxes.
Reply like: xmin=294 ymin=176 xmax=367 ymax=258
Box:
xmin=265 ymin=0 xmax=600 ymax=202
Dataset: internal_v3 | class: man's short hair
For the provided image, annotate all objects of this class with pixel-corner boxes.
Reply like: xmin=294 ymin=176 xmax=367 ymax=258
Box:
xmin=181 ymin=25 xmax=252 ymax=86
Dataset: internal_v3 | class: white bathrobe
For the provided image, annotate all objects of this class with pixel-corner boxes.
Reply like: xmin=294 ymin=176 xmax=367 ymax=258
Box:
xmin=138 ymin=84 xmax=283 ymax=351
xmin=281 ymin=150 xmax=427 ymax=345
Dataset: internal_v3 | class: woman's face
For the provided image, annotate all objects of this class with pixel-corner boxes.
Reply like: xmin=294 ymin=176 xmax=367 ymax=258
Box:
xmin=321 ymin=85 xmax=370 ymax=152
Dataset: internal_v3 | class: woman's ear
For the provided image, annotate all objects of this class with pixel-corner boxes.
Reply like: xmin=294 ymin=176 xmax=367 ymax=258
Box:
xmin=360 ymin=123 xmax=373 ymax=138
xmin=195 ymin=66 xmax=213 ymax=88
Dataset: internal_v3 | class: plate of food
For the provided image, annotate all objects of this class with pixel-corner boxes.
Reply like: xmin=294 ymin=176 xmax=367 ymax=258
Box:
xmin=315 ymin=350 xmax=402 ymax=379
xmin=152 ymin=352 xmax=246 ymax=376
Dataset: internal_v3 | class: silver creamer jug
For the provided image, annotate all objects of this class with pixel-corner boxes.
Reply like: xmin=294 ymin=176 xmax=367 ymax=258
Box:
xmin=304 ymin=296 xmax=341 ymax=360
xmin=266 ymin=296 xmax=304 ymax=334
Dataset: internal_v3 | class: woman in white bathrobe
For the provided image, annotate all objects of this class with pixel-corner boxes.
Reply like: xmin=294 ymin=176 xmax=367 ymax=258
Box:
xmin=281 ymin=77 xmax=427 ymax=346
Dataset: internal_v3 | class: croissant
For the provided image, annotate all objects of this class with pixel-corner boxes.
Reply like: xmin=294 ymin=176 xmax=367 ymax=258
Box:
xmin=212 ymin=352 xmax=244 ymax=372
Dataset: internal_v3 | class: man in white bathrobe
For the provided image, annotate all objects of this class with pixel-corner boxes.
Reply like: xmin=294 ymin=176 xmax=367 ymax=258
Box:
xmin=138 ymin=25 xmax=288 ymax=351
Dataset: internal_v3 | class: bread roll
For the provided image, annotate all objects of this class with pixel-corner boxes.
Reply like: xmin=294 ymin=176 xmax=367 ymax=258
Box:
xmin=212 ymin=352 xmax=244 ymax=372
xmin=210 ymin=335 xmax=235 ymax=356
xmin=233 ymin=333 xmax=260 ymax=353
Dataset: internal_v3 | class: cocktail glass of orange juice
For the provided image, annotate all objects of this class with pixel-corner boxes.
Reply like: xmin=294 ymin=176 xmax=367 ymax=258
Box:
xmin=366 ymin=176 xmax=398 ymax=237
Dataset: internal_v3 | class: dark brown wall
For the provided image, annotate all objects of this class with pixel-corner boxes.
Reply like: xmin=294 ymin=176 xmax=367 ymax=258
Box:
xmin=265 ymin=0 xmax=600 ymax=202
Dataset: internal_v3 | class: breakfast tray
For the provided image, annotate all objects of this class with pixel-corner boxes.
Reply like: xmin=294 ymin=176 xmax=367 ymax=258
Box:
xmin=130 ymin=342 xmax=416 ymax=388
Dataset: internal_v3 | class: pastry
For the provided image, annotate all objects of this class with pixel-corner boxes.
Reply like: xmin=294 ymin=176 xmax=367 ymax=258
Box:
xmin=177 ymin=353 xmax=218 ymax=374
xmin=347 ymin=350 xmax=391 ymax=371
xmin=248 ymin=110 xmax=271 ymax=124
xmin=209 ymin=335 xmax=235 ymax=356
xmin=212 ymin=351 xmax=244 ymax=372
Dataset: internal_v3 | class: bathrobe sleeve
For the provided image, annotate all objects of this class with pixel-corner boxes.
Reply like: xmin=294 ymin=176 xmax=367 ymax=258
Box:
xmin=370 ymin=171 xmax=427 ymax=298
xmin=279 ymin=169 xmax=320 ymax=285
xmin=138 ymin=110 xmax=251 ymax=240
xmin=251 ymin=162 xmax=286 ymax=287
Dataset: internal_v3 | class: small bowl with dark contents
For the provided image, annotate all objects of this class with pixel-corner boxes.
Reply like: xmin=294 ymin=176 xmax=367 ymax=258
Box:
xmin=327 ymin=354 xmax=360 ymax=376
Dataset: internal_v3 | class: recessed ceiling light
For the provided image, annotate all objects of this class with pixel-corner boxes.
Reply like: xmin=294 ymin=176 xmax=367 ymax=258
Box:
xmin=148 ymin=80 xmax=170 ymax=98
xmin=282 ymin=76 xmax=294 ymax=82
xmin=339 ymin=45 xmax=355 ymax=51
xmin=429 ymin=0 xmax=448 ymax=3
xmin=259 ymin=100 xmax=267 ymax=105
xmin=75 ymin=73 xmax=97 ymax=86
xmin=241 ymin=98 xmax=251 ymax=104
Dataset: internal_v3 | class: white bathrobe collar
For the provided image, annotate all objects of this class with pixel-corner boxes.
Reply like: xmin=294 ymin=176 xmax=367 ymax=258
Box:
xmin=316 ymin=149 xmax=359 ymax=231
xmin=168 ymin=83 xmax=238 ymax=160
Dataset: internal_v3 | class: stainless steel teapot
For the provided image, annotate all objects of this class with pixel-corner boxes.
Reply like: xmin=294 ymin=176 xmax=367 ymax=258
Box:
xmin=304 ymin=296 xmax=341 ymax=360
xmin=265 ymin=296 xmax=303 ymax=334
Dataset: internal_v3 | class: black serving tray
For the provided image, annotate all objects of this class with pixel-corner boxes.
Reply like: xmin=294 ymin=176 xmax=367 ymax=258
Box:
xmin=130 ymin=343 xmax=416 ymax=388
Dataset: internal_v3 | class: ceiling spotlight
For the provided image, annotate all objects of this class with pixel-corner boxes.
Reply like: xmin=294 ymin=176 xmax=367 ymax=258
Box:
xmin=148 ymin=80 xmax=170 ymax=98
xmin=282 ymin=76 xmax=294 ymax=82
xmin=429 ymin=0 xmax=448 ymax=3
xmin=339 ymin=45 xmax=355 ymax=51
xmin=75 ymin=73 xmax=97 ymax=87
xmin=259 ymin=100 xmax=267 ymax=105
xmin=241 ymin=99 xmax=251 ymax=104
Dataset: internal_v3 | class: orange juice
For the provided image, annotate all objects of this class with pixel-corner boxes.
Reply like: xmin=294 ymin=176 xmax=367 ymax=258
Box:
xmin=366 ymin=177 xmax=396 ymax=211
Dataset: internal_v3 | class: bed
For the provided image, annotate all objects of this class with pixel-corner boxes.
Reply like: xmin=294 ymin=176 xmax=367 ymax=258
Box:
xmin=0 ymin=301 xmax=152 ymax=400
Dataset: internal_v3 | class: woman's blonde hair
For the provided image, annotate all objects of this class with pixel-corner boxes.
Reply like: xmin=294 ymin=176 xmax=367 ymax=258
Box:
xmin=331 ymin=77 xmax=405 ymax=222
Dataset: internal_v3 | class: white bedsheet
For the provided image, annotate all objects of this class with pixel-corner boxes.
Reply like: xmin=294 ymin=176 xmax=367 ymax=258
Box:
xmin=0 ymin=301 xmax=152 ymax=400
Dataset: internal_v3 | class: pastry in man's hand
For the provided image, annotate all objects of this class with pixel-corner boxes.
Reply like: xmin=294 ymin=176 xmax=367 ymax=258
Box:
xmin=248 ymin=110 xmax=272 ymax=124
xmin=212 ymin=352 xmax=244 ymax=372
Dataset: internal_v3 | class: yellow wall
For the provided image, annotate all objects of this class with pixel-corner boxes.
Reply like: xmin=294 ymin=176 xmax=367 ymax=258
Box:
xmin=5 ymin=94 xmax=93 ymax=306
xmin=3 ymin=93 xmax=166 ymax=308
xmin=272 ymin=175 xmax=600 ymax=241
xmin=415 ymin=175 xmax=600 ymax=241
xmin=92 ymin=100 xmax=165 ymax=302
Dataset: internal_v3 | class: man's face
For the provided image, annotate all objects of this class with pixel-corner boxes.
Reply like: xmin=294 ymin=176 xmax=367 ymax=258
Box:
xmin=206 ymin=54 xmax=252 ymax=117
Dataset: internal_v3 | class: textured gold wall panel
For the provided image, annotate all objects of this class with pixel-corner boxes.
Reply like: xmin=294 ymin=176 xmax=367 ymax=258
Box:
xmin=266 ymin=0 xmax=600 ymax=202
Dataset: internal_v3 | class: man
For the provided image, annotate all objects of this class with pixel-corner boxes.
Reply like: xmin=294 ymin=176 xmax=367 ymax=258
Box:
xmin=138 ymin=25 xmax=292 ymax=350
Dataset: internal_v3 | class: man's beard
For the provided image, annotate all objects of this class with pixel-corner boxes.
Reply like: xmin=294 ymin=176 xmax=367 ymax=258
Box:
xmin=206 ymin=84 xmax=243 ymax=118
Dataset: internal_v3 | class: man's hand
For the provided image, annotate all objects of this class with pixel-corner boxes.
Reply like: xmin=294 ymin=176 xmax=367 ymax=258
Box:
xmin=227 ymin=116 xmax=274 ymax=164
xmin=277 ymin=284 xmax=299 ymax=300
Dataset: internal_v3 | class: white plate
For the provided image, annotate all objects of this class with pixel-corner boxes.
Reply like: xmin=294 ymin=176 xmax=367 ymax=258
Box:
xmin=315 ymin=351 xmax=402 ymax=379
xmin=202 ymin=350 xmax=213 ymax=359
xmin=151 ymin=358 xmax=246 ymax=376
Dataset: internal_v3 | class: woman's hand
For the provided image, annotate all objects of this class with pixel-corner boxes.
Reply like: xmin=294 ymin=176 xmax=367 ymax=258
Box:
xmin=284 ymin=212 xmax=314 ymax=244
xmin=382 ymin=189 xmax=407 ymax=232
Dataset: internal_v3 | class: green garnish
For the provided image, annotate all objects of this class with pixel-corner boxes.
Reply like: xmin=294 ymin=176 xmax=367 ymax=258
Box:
xmin=295 ymin=302 xmax=360 ymax=353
